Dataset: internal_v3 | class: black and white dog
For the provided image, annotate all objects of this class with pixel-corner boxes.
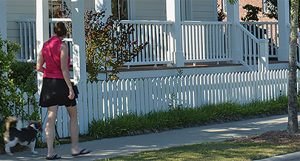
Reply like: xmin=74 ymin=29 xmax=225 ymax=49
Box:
xmin=3 ymin=116 xmax=42 ymax=155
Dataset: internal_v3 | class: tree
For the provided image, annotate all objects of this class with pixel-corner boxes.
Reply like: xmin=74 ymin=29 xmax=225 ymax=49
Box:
xmin=241 ymin=4 xmax=261 ymax=22
xmin=265 ymin=0 xmax=300 ymax=28
xmin=85 ymin=11 xmax=148 ymax=81
xmin=287 ymin=0 xmax=299 ymax=134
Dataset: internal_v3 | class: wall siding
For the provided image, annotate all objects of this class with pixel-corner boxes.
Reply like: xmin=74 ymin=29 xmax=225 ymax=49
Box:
xmin=6 ymin=0 xmax=36 ymax=42
xmin=131 ymin=0 xmax=217 ymax=21
xmin=191 ymin=0 xmax=217 ymax=21
xmin=131 ymin=0 xmax=166 ymax=20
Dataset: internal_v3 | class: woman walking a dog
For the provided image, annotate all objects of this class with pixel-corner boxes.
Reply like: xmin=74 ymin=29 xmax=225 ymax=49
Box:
xmin=36 ymin=22 xmax=90 ymax=160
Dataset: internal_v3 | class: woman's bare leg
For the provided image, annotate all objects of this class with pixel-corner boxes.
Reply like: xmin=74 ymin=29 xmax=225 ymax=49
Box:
xmin=66 ymin=106 xmax=80 ymax=154
xmin=45 ymin=106 xmax=58 ymax=157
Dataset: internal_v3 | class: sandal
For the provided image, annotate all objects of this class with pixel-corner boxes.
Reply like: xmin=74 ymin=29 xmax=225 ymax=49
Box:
xmin=72 ymin=149 xmax=91 ymax=157
xmin=46 ymin=154 xmax=61 ymax=160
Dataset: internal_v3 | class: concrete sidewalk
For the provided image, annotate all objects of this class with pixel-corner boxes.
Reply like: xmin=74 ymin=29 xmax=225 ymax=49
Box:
xmin=0 ymin=114 xmax=298 ymax=161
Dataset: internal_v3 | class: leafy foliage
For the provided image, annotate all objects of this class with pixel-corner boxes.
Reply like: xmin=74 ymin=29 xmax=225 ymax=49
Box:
xmin=217 ymin=4 xmax=226 ymax=21
xmin=85 ymin=11 xmax=148 ymax=81
xmin=265 ymin=0 xmax=300 ymax=28
xmin=241 ymin=4 xmax=261 ymax=22
xmin=0 ymin=37 xmax=22 ymax=120
xmin=0 ymin=36 xmax=39 ymax=139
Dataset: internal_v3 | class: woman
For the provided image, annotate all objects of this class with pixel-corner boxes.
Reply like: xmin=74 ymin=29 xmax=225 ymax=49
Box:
xmin=36 ymin=22 xmax=90 ymax=160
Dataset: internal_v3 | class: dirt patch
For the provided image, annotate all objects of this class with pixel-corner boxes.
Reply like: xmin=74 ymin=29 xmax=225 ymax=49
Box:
xmin=230 ymin=130 xmax=300 ymax=144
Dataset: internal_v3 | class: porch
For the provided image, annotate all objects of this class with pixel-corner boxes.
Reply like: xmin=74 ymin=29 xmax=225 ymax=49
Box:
xmin=16 ymin=19 xmax=290 ymax=77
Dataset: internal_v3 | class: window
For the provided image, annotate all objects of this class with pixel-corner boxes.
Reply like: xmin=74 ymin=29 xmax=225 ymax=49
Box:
xmin=112 ymin=0 xmax=128 ymax=20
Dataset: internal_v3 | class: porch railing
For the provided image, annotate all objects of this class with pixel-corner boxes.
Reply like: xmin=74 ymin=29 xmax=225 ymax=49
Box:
xmin=121 ymin=20 xmax=174 ymax=66
xmin=241 ymin=22 xmax=279 ymax=58
xmin=181 ymin=21 xmax=232 ymax=63
xmin=17 ymin=20 xmax=36 ymax=62
xmin=238 ymin=24 xmax=269 ymax=71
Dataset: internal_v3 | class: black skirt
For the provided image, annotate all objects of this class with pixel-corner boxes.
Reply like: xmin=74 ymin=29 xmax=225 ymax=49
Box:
xmin=39 ymin=78 xmax=77 ymax=107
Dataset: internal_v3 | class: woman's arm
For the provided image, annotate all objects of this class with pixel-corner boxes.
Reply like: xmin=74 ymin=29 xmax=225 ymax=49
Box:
xmin=36 ymin=51 xmax=45 ymax=73
xmin=60 ymin=42 xmax=75 ymax=100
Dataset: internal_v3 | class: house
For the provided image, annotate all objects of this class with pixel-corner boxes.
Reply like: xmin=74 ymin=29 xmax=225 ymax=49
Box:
xmin=218 ymin=0 xmax=277 ymax=22
xmin=0 ymin=0 xmax=296 ymax=138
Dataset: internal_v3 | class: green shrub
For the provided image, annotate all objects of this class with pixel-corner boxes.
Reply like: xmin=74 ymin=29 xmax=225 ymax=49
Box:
xmin=0 ymin=36 xmax=39 ymax=141
xmin=88 ymin=97 xmax=290 ymax=139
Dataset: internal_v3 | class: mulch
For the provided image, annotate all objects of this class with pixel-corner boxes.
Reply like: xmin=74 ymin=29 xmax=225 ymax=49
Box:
xmin=229 ymin=130 xmax=300 ymax=144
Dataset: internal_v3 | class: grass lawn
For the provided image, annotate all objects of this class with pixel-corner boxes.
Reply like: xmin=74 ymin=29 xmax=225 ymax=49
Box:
xmin=98 ymin=131 xmax=300 ymax=161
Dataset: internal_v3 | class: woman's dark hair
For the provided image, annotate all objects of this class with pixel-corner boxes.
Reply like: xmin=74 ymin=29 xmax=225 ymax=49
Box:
xmin=54 ymin=22 xmax=67 ymax=37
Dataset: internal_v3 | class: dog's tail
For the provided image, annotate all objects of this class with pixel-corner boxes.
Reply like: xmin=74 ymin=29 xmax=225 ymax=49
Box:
xmin=5 ymin=116 xmax=22 ymax=131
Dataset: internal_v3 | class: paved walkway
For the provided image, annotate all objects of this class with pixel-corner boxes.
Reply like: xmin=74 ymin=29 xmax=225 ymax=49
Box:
xmin=1 ymin=114 xmax=299 ymax=161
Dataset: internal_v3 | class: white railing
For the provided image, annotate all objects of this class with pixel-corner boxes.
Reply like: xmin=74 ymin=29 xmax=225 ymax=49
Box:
xmin=241 ymin=22 xmax=279 ymax=58
xmin=182 ymin=21 xmax=233 ymax=63
xmin=238 ymin=24 xmax=269 ymax=71
xmin=39 ymin=69 xmax=290 ymax=137
xmin=121 ymin=20 xmax=174 ymax=66
xmin=17 ymin=20 xmax=36 ymax=62
xmin=17 ymin=19 xmax=74 ymax=64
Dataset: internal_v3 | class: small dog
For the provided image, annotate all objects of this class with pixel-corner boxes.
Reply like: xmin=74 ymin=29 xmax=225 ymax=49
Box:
xmin=3 ymin=116 xmax=42 ymax=155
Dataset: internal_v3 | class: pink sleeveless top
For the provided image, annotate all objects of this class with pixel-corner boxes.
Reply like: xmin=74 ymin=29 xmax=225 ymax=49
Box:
xmin=42 ymin=36 xmax=70 ymax=79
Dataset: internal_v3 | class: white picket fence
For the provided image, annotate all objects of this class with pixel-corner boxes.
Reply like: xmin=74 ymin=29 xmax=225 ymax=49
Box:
xmin=38 ymin=69 xmax=295 ymax=138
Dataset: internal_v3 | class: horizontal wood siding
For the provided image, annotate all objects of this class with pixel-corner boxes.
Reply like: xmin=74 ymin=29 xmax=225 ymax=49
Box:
xmin=132 ymin=0 xmax=166 ymax=20
xmin=84 ymin=0 xmax=95 ymax=11
xmin=6 ymin=0 xmax=35 ymax=42
xmin=191 ymin=0 xmax=217 ymax=21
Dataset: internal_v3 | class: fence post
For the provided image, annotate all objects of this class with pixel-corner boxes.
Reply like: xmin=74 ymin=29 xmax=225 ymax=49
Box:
xmin=258 ymin=39 xmax=269 ymax=71
xmin=166 ymin=0 xmax=184 ymax=67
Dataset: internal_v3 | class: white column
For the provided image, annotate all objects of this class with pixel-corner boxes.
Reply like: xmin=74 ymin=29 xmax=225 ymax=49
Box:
xmin=278 ymin=0 xmax=290 ymax=61
xmin=36 ymin=0 xmax=49 ymax=94
xmin=227 ymin=0 xmax=242 ymax=63
xmin=71 ymin=0 xmax=88 ymax=134
xmin=95 ymin=0 xmax=112 ymax=22
xmin=0 ymin=0 xmax=7 ymax=40
xmin=166 ymin=0 xmax=184 ymax=67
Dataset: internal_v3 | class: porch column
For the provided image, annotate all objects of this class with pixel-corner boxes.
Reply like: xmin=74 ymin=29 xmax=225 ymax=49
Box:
xmin=227 ymin=0 xmax=242 ymax=62
xmin=36 ymin=0 xmax=49 ymax=93
xmin=278 ymin=0 xmax=290 ymax=61
xmin=95 ymin=0 xmax=112 ymax=22
xmin=0 ymin=0 xmax=7 ymax=40
xmin=166 ymin=0 xmax=184 ymax=67
xmin=71 ymin=0 xmax=88 ymax=134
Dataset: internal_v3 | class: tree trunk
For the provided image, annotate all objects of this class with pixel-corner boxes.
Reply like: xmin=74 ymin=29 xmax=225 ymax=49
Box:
xmin=288 ymin=0 xmax=299 ymax=134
